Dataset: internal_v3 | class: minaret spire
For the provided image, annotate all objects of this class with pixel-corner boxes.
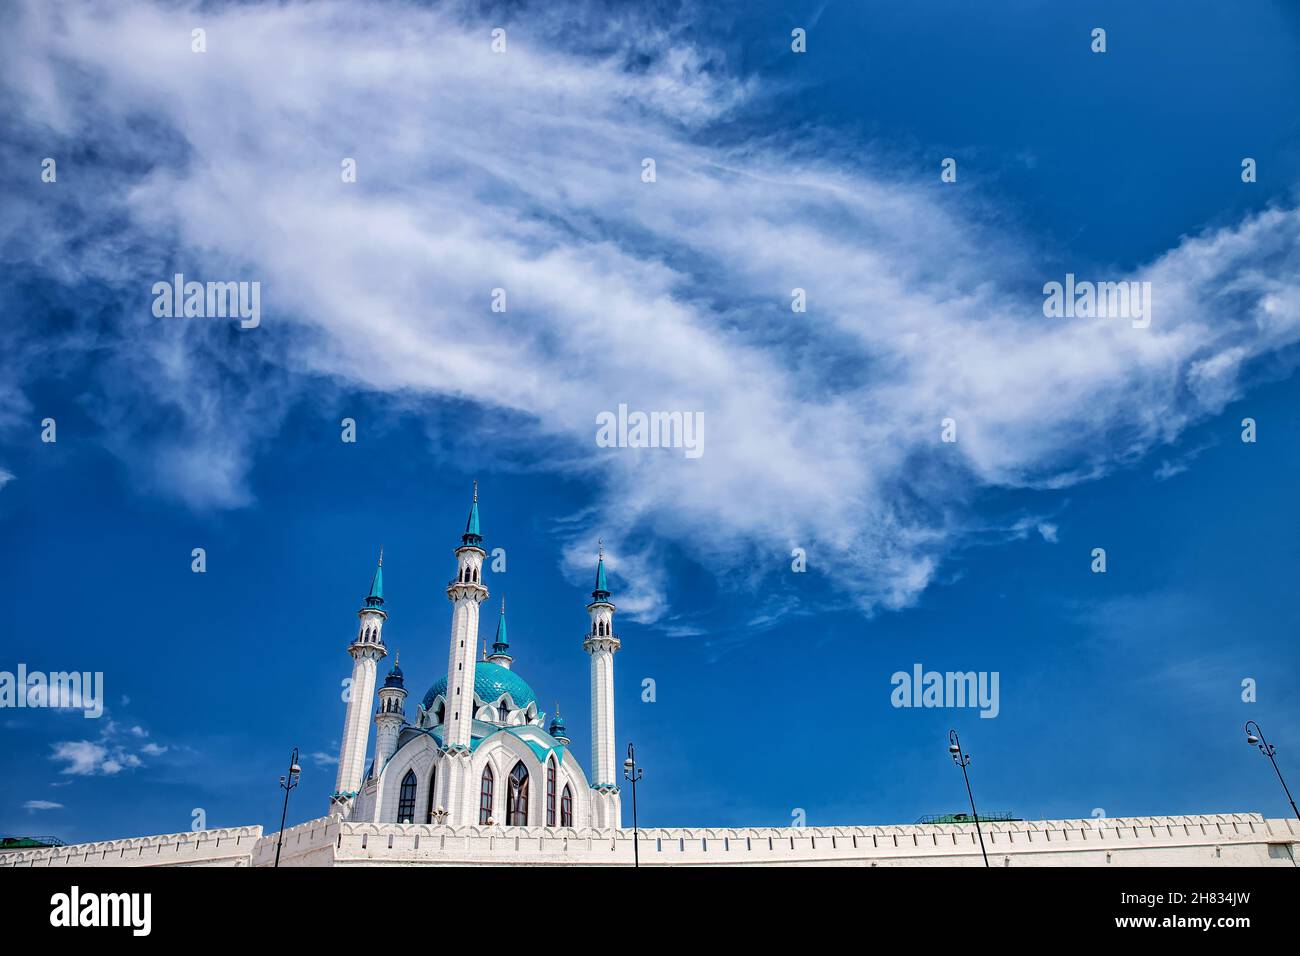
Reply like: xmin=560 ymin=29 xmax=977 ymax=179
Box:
xmin=593 ymin=540 xmax=610 ymax=602
xmin=365 ymin=548 xmax=385 ymax=608
xmin=487 ymin=595 xmax=513 ymax=669
xmin=462 ymin=480 xmax=482 ymax=547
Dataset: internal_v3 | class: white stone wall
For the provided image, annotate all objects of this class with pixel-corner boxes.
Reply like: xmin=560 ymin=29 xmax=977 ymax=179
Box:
xmin=19 ymin=814 xmax=1292 ymax=868
xmin=0 ymin=825 xmax=263 ymax=868
xmin=256 ymin=812 xmax=1297 ymax=867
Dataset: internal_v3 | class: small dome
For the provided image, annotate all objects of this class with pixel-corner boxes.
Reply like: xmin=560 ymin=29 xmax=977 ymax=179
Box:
xmin=422 ymin=661 xmax=537 ymax=715
xmin=383 ymin=661 xmax=404 ymax=689
xmin=548 ymin=713 xmax=569 ymax=741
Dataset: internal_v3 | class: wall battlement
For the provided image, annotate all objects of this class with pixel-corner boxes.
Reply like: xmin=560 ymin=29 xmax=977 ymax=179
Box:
xmin=0 ymin=825 xmax=263 ymax=868
xmin=6 ymin=814 xmax=1294 ymax=867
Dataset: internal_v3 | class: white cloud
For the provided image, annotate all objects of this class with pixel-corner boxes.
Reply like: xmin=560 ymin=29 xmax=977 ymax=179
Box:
xmin=50 ymin=718 xmax=162 ymax=774
xmin=50 ymin=740 xmax=111 ymax=776
xmin=23 ymin=799 xmax=63 ymax=811
xmin=309 ymin=751 xmax=339 ymax=767
xmin=3 ymin=0 xmax=1298 ymax=621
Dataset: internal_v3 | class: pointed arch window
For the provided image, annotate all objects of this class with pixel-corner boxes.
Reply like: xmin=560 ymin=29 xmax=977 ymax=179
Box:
xmin=546 ymin=757 xmax=557 ymax=826
xmin=507 ymin=761 xmax=529 ymax=825
xmin=560 ymin=784 xmax=573 ymax=827
xmin=498 ymin=699 xmax=509 ymax=723
xmin=425 ymin=765 xmax=438 ymax=823
xmin=397 ymin=769 xmax=417 ymax=823
xmin=478 ymin=766 xmax=494 ymax=824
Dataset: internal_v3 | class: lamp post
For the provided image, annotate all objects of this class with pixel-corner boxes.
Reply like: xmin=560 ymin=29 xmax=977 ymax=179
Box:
xmin=274 ymin=747 xmax=302 ymax=868
xmin=948 ymin=730 xmax=989 ymax=867
xmin=1245 ymin=721 xmax=1300 ymax=822
xmin=623 ymin=742 xmax=644 ymax=868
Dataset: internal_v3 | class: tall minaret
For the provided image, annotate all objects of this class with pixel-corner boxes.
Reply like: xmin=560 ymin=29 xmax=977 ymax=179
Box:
xmin=584 ymin=543 xmax=621 ymax=827
xmin=373 ymin=653 xmax=407 ymax=777
xmin=332 ymin=551 xmax=388 ymax=809
xmin=437 ymin=484 xmax=489 ymax=824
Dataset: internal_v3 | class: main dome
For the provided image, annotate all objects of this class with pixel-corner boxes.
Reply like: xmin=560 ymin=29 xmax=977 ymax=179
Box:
xmin=422 ymin=661 xmax=539 ymax=714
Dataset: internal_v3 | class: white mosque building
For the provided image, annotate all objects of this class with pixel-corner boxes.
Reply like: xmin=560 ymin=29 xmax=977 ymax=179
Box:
xmin=4 ymin=486 xmax=1299 ymax=867
xmin=330 ymin=484 xmax=623 ymax=832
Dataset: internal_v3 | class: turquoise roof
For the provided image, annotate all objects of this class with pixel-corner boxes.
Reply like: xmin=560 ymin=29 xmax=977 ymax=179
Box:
xmin=422 ymin=661 xmax=536 ymax=713
xmin=462 ymin=485 xmax=482 ymax=546
xmin=593 ymin=555 xmax=610 ymax=601
xmin=364 ymin=552 xmax=384 ymax=608
xmin=492 ymin=602 xmax=509 ymax=652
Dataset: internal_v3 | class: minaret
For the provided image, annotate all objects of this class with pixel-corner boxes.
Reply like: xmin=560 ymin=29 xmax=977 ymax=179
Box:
xmin=548 ymin=704 xmax=571 ymax=746
xmin=332 ymin=551 xmax=388 ymax=809
xmin=486 ymin=597 xmax=513 ymax=669
xmin=373 ymin=653 xmax=407 ymax=777
xmin=437 ymin=483 xmax=489 ymax=823
xmin=583 ymin=542 xmax=621 ymax=827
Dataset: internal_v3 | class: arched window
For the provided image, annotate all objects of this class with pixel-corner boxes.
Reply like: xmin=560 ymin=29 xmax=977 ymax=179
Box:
xmin=425 ymin=766 xmax=438 ymax=823
xmin=478 ymin=766 xmax=494 ymax=824
xmin=560 ymin=784 xmax=573 ymax=827
xmin=498 ymin=699 xmax=509 ymax=723
xmin=507 ymin=761 xmax=529 ymax=826
xmin=546 ymin=758 xmax=557 ymax=826
xmin=397 ymin=770 xmax=417 ymax=823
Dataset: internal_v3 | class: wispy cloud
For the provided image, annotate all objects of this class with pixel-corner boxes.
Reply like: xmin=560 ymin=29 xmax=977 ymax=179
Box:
xmin=22 ymin=799 xmax=63 ymax=811
xmin=3 ymin=0 xmax=1298 ymax=623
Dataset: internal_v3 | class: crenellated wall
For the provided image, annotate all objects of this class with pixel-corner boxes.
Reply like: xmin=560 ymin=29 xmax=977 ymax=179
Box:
xmin=7 ymin=814 xmax=1295 ymax=867
xmin=259 ymin=812 xmax=1298 ymax=867
xmin=0 ymin=825 xmax=263 ymax=868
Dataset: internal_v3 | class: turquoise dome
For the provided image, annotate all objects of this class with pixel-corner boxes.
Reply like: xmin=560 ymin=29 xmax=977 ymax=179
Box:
xmin=422 ymin=661 xmax=538 ymax=715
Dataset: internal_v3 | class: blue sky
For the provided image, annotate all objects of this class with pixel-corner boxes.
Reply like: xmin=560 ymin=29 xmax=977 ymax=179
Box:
xmin=2 ymin=0 xmax=1299 ymax=842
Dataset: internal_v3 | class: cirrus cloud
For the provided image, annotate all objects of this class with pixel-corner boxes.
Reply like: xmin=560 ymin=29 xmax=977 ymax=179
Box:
xmin=2 ymin=0 xmax=1298 ymax=622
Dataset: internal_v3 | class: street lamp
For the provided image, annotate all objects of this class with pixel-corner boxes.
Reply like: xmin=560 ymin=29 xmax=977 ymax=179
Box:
xmin=948 ymin=730 xmax=989 ymax=867
xmin=623 ymin=742 xmax=644 ymax=868
xmin=1245 ymin=721 xmax=1300 ymax=822
xmin=274 ymin=747 xmax=302 ymax=868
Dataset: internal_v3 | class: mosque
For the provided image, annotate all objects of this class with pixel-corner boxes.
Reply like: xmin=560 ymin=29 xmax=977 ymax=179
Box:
xmin=330 ymin=484 xmax=622 ymax=831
